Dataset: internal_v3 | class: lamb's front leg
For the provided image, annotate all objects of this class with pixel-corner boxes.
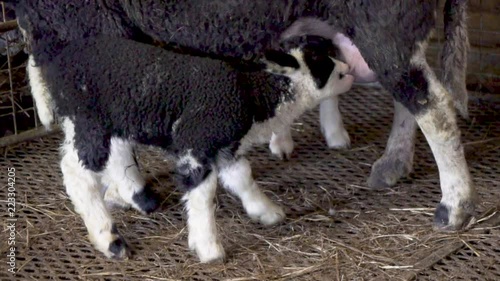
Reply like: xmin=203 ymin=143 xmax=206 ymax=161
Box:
xmin=269 ymin=129 xmax=295 ymax=160
xmin=319 ymin=96 xmax=351 ymax=149
xmin=218 ymin=157 xmax=285 ymax=225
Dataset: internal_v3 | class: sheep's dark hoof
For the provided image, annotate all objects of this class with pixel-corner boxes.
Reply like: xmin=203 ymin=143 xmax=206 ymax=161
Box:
xmin=433 ymin=201 xmax=476 ymax=231
xmin=132 ymin=184 xmax=160 ymax=214
xmin=367 ymin=156 xmax=412 ymax=188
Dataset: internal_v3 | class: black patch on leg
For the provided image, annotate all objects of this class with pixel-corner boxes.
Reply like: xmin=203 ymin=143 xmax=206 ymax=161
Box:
xmin=110 ymin=224 xmax=118 ymax=235
xmin=132 ymin=184 xmax=160 ymax=214
xmin=175 ymin=163 xmax=212 ymax=191
xmin=73 ymin=121 xmax=111 ymax=172
xmin=434 ymin=203 xmax=450 ymax=228
xmin=393 ymin=67 xmax=430 ymax=115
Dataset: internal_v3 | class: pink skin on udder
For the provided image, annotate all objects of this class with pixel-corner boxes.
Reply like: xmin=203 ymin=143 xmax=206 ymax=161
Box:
xmin=333 ymin=33 xmax=377 ymax=83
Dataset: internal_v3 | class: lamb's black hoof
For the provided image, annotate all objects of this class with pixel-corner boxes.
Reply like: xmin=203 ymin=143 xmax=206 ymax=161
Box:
xmin=108 ymin=226 xmax=131 ymax=259
xmin=108 ymin=236 xmax=131 ymax=260
xmin=132 ymin=184 xmax=161 ymax=214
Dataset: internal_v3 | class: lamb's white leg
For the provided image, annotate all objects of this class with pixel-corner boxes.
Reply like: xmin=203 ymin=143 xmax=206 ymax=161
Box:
xmin=319 ymin=96 xmax=351 ymax=149
xmin=101 ymin=138 xmax=159 ymax=214
xmin=269 ymin=128 xmax=295 ymax=160
xmin=218 ymin=157 xmax=285 ymax=225
xmin=183 ymin=170 xmax=225 ymax=263
xmin=27 ymin=55 xmax=53 ymax=128
xmin=61 ymin=119 xmax=129 ymax=259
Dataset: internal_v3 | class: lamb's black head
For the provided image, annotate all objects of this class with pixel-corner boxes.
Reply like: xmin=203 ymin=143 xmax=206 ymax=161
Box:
xmin=263 ymin=35 xmax=353 ymax=97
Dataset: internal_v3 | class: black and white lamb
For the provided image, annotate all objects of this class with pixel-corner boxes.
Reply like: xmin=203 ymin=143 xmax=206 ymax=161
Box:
xmin=41 ymin=35 xmax=354 ymax=262
xmin=8 ymin=0 xmax=475 ymax=237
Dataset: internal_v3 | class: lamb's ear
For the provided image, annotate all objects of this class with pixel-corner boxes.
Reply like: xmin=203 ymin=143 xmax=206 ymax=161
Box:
xmin=262 ymin=50 xmax=300 ymax=75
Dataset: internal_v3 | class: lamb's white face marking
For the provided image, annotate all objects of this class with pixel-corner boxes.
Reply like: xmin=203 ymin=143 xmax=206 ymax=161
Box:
xmin=60 ymin=118 xmax=127 ymax=258
xmin=182 ymin=169 xmax=225 ymax=263
xmin=27 ymin=55 xmax=54 ymax=128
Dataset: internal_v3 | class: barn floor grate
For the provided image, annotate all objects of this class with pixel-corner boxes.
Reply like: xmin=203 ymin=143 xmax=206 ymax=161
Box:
xmin=1 ymin=86 xmax=499 ymax=280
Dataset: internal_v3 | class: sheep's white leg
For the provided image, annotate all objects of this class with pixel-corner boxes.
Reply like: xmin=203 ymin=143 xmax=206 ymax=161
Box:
xmin=392 ymin=48 xmax=477 ymax=230
xmin=27 ymin=55 xmax=53 ymax=128
xmin=413 ymin=76 xmax=476 ymax=230
xmin=183 ymin=169 xmax=225 ymax=263
xmin=269 ymin=128 xmax=295 ymax=160
xmin=101 ymin=138 xmax=159 ymax=214
xmin=218 ymin=157 xmax=285 ymax=226
xmin=367 ymin=100 xmax=416 ymax=188
xmin=61 ymin=119 xmax=129 ymax=259
xmin=319 ymin=96 xmax=351 ymax=149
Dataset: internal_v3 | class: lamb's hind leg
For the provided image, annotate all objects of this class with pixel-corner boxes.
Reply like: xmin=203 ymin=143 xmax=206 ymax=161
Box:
xmin=176 ymin=150 xmax=225 ymax=263
xmin=101 ymin=138 xmax=159 ymax=214
xmin=61 ymin=118 xmax=129 ymax=259
xmin=218 ymin=157 xmax=285 ymax=226
xmin=392 ymin=49 xmax=477 ymax=230
xmin=367 ymin=100 xmax=416 ymax=188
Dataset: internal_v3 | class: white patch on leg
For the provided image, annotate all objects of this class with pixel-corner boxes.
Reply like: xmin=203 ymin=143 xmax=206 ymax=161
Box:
xmin=101 ymin=138 xmax=145 ymax=212
xmin=218 ymin=157 xmax=285 ymax=225
xmin=269 ymin=128 xmax=295 ymax=159
xmin=319 ymin=96 xmax=351 ymax=149
xmin=60 ymin=118 xmax=126 ymax=258
xmin=27 ymin=55 xmax=54 ymax=128
xmin=183 ymin=170 xmax=225 ymax=263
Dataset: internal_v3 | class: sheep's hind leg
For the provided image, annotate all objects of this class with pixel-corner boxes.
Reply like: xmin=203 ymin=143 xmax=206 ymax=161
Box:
xmin=392 ymin=52 xmax=477 ymax=230
xmin=367 ymin=100 xmax=416 ymax=188
xmin=101 ymin=138 xmax=159 ymax=214
xmin=61 ymin=118 xmax=130 ymax=259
